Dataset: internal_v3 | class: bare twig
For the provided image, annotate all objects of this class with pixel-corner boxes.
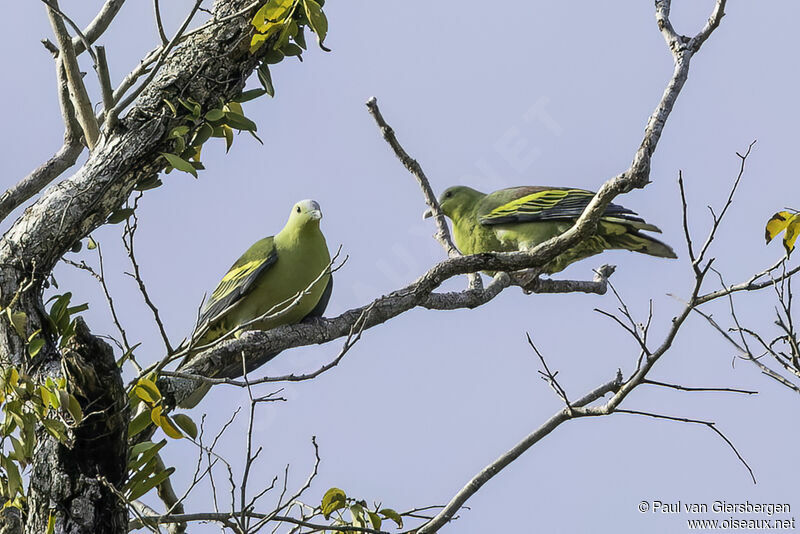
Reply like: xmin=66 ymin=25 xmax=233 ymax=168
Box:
xmin=694 ymin=140 xmax=756 ymax=270
xmin=123 ymin=197 xmax=173 ymax=354
xmin=642 ymin=379 xmax=756 ymax=395
xmin=154 ymin=0 xmax=169 ymax=45
xmin=678 ymin=171 xmax=697 ymax=265
xmin=615 ymin=409 xmax=754 ymax=483
xmin=366 ymin=96 xmax=482 ymax=290
xmin=527 ymin=333 xmax=571 ymax=410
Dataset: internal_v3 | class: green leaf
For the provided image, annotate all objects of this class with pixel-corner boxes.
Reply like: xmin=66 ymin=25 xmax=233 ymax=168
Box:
xmin=58 ymin=319 xmax=76 ymax=348
xmin=294 ymin=25 xmax=307 ymax=49
xmin=87 ymin=236 xmax=98 ymax=250
xmin=224 ymin=112 xmax=258 ymax=132
xmin=321 ymin=487 xmax=347 ymax=519
xmin=170 ymin=125 xmax=190 ymax=138
xmin=28 ymin=336 xmax=45 ymax=358
xmin=263 ymin=49 xmax=285 ymax=64
xmin=277 ymin=19 xmax=298 ymax=48
xmin=303 ymin=0 xmax=328 ymax=48
xmin=7 ymin=310 xmax=26 ymax=338
xmin=172 ymin=413 xmax=198 ymax=439
xmin=174 ymin=135 xmax=186 ymax=155
xmin=134 ymin=176 xmax=163 ymax=191
xmin=162 ymin=153 xmax=198 ymax=178
xmin=281 ymin=43 xmax=303 ymax=57
xmin=127 ymin=466 xmax=175 ymax=501
xmin=48 ymin=293 xmax=72 ymax=331
xmin=8 ymin=436 xmax=27 ymax=465
xmin=43 ymin=419 xmax=68 ymax=442
xmin=56 ymin=389 xmax=69 ymax=411
xmin=117 ymin=342 xmax=141 ymax=367
xmin=257 ymin=64 xmax=275 ymax=97
xmin=367 ymin=511 xmax=382 ymax=531
xmin=107 ymin=208 xmax=135 ymax=224
xmin=3 ymin=456 xmax=22 ymax=498
xmin=235 ymin=89 xmax=268 ymax=103
xmin=178 ymin=98 xmax=201 ymax=119
xmin=129 ymin=440 xmax=161 ymax=461
xmin=163 ymin=99 xmax=177 ymax=116
xmin=67 ymin=303 xmax=88 ymax=315
xmin=128 ymin=439 xmax=166 ymax=471
xmin=66 ymin=394 xmax=83 ymax=424
xmin=128 ymin=408 xmax=153 ymax=438
xmin=223 ymin=125 xmax=234 ymax=152
xmin=379 ymin=508 xmax=403 ymax=528
xmin=205 ymin=108 xmax=225 ymax=121
xmin=192 ymin=123 xmax=214 ymax=148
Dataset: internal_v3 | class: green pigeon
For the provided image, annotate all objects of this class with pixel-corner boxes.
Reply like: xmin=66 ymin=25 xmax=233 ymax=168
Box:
xmin=177 ymin=199 xmax=332 ymax=407
xmin=426 ymin=185 xmax=676 ymax=274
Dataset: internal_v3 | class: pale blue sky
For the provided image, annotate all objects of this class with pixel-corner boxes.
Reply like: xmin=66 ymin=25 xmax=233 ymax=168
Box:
xmin=2 ymin=1 xmax=799 ymax=532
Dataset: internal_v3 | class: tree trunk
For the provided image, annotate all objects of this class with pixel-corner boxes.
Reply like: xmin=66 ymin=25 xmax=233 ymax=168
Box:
xmin=0 ymin=0 xmax=267 ymax=531
xmin=27 ymin=320 xmax=128 ymax=534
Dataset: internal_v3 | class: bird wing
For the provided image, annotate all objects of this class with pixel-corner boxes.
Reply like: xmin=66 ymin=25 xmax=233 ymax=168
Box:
xmin=194 ymin=237 xmax=278 ymax=335
xmin=478 ymin=187 xmax=642 ymax=226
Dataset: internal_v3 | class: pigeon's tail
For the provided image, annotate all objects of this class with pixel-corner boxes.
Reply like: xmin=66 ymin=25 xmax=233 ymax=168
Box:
xmin=175 ymin=349 xmax=282 ymax=409
xmin=606 ymin=226 xmax=678 ymax=259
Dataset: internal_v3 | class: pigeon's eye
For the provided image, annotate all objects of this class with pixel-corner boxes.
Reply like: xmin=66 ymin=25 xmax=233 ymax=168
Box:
xmin=296 ymin=206 xmax=301 ymax=213
xmin=444 ymin=191 xmax=453 ymax=198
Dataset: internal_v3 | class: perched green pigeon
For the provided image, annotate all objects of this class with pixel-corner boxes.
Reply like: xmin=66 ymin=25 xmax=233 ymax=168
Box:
xmin=427 ymin=185 xmax=676 ymax=274
xmin=177 ymin=199 xmax=332 ymax=407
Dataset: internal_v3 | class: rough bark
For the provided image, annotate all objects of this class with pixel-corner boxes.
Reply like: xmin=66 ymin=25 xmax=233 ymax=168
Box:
xmin=27 ymin=319 xmax=128 ymax=534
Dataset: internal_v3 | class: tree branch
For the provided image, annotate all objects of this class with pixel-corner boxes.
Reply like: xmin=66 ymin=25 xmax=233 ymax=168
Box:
xmin=366 ymin=96 xmax=482 ymax=290
xmin=72 ymin=0 xmax=127 ymax=56
xmin=45 ymin=0 xmax=100 ymax=149
xmin=0 ymin=60 xmax=82 ymax=224
xmin=416 ymin=373 xmax=623 ymax=534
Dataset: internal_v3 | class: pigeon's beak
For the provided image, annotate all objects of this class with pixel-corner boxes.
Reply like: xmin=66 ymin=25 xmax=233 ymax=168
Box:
xmin=310 ymin=209 xmax=322 ymax=221
xmin=422 ymin=208 xmax=433 ymax=220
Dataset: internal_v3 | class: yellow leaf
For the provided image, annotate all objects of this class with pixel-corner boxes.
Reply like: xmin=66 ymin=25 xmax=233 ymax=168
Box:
xmin=134 ymin=377 xmax=162 ymax=405
xmin=150 ymin=405 xmax=164 ymax=427
xmin=158 ymin=414 xmax=184 ymax=440
xmin=766 ymin=211 xmax=793 ymax=243
xmin=250 ymin=33 xmax=269 ymax=54
xmin=766 ymin=211 xmax=800 ymax=255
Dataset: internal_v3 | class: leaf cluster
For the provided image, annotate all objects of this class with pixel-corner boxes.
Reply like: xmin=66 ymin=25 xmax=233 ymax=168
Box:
xmin=320 ymin=487 xmax=404 ymax=533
